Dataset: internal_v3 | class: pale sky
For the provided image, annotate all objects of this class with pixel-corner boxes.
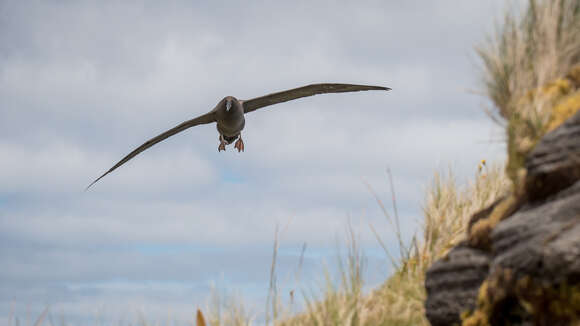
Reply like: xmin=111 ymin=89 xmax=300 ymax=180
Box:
xmin=0 ymin=1 xmax=509 ymax=324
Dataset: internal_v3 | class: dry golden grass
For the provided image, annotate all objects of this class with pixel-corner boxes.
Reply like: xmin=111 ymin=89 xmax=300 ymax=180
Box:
xmin=354 ymin=164 xmax=509 ymax=326
xmin=478 ymin=0 xmax=580 ymax=120
xmin=421 ymin=164 xmax=509 ymax=261
xmin=279 ymin=223 xmax=365 ymax=326
xmin=463 ymin=0 xmax=580 ymax=257
xmin=477 ymin=0 xmax=580 ymax=182
xmin=196 ymin=164 xmax=509 ymax=326
xmin=204 ymin=285 xmax=253 ymax=326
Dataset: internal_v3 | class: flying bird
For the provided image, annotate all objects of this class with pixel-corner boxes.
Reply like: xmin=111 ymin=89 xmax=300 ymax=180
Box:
xmin=87 ymin=83 xmax=391 ymax=189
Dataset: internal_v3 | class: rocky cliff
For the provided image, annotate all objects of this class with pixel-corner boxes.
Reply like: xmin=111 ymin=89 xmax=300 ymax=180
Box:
xmin=424 ymin=108 xmax=580 ymax=325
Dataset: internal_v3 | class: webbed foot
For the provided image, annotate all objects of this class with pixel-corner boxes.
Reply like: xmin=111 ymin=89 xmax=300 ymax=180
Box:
xmin=234 ymin=136 xmax=244 ymax=152
xmin=218 ymin=135 xmax=227 ymax=152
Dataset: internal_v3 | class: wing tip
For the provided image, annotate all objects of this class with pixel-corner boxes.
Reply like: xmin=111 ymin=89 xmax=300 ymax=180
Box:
xmin=359 ymin=84 xmax=390 ymax=91
xmin=84 ymin=180 xmax=97 ymax=192
xmin=85 ymin=173 xmax=107 ymax=191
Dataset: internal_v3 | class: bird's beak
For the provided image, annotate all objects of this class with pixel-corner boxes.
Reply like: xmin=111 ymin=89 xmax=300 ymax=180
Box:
xmin=226 ymin=99 xmax=232 ymax=112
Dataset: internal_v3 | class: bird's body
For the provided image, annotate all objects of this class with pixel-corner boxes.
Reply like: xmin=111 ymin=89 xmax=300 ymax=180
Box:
xmin=87 ymin=83 xmax=391 ymax=189
xmin=215 ymin=96 xmax=245 ymax=146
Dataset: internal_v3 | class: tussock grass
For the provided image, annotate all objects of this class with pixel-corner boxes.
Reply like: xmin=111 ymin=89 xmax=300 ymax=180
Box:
xmin=356 ymin=164 xmax=508 ymax=326
xmin=477 ymin=0 xmax=580 ymax=181
xmin=264 ymin=164 xmax=507 ymax=326
xmin=479 ymin=0 xmax=580 ymax=119
xmin=280 ymin=222 xmax=365 ymax=326
xmin=421 ymin=164 xmax=509 ymax=260
xmin=205 ymin=286 xmax=252 ymax=326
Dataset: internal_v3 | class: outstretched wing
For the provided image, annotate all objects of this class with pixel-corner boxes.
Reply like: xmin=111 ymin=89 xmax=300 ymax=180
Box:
xmin=86 ymin=111 xmax=216 ymax=190
xmin=242 ymin=83 xmax=390 ymax=114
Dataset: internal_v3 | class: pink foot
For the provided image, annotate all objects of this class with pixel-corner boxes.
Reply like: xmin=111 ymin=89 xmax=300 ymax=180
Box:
xmin=218 ymin=134 xmax=227 ymax=152
xmin=234 ymin=137 xmax=244 ymax=152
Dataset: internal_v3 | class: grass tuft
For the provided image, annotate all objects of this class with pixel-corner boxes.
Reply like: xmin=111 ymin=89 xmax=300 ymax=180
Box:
xmin=357 ymin=164 xmax=508 ymax=326
xmin=278 ymin=164 xmax=508 ymax=325
xmin=477 ymin=0 xmax=580 ymax=182
xmin=205 ymin=285 xmax=253 ymax=326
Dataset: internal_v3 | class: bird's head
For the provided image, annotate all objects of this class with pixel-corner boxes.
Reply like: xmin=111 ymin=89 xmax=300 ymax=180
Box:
xmin=224 ymin=96 xmax=236 ymax=112
xmin=226 ymin=98 xmax=232 ymax=112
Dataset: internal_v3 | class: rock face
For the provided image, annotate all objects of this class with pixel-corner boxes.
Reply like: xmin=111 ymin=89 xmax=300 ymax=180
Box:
xmin=424 ymin=109 xmax=580 ymax=326
xmin=425 ymin=243 xmax=490 ymax=326
xmin=492 ymin=182 xmax=580 ymax=283
xmin=525 ymin=111 xmax=580 ymax=202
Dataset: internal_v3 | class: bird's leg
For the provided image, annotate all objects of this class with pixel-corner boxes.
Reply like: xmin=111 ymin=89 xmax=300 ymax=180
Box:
xmin=218 ymin=134 xmax=227 ymax=152
xmin=234 ymin=134 xmax=245 ymax=152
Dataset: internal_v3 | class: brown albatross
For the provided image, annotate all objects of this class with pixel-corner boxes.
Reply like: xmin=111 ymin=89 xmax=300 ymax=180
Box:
xmin=87 ymin=83 xmax=391 ymax=189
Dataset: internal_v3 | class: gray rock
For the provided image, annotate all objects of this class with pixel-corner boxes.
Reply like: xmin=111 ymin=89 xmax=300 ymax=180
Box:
xmin=525 ymin=110 xmax=580 ymax=202
xmin=492 ymin=180 xmax=580 ymax=283
xmin=424 ymin=243 xmax=490 ymax=326
xmin=424 ymin=108 xmax=580 ymax=324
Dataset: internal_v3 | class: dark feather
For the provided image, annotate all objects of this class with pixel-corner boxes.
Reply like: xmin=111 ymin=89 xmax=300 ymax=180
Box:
xmin=242 ymin=83 xmax=390 ymax=114
xmin=86 ymin=111 xmax=216 ymax=190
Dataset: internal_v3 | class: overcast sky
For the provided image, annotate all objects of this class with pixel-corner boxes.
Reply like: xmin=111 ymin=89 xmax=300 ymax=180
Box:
xmin=0 ymin=1 xmax=511 ymax=324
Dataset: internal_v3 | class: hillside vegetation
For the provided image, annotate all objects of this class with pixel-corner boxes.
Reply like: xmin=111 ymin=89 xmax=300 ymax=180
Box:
xmin=197 ymin=165 xmax=509 ymax=326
